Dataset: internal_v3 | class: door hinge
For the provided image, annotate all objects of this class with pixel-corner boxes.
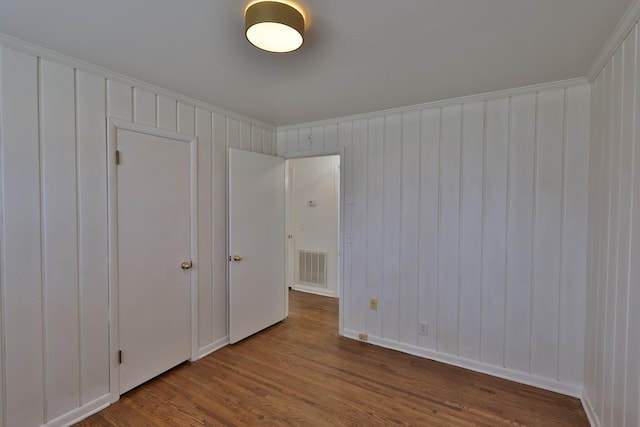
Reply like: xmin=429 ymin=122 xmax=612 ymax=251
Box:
xmin=115 ymin=150 xmax=121 ymax=165
xmin=118 ymin=350 xmax=123 ymax=364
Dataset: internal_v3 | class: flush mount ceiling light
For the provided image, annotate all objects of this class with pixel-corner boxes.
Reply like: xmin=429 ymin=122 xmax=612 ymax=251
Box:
xmin=245 ymin=1 xmax=305 ymax=53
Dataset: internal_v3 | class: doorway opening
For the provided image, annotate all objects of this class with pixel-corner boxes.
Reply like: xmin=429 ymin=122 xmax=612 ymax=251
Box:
xmin=285 ymin=155 xmax=340 ymax=299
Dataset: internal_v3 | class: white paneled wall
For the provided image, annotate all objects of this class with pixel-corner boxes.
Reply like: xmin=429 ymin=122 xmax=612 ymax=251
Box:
xmin=0 ymin=43 xmax=275 ymax=426
xmin=278 ymin=83 xmax=590 ymax=395
xmin=584 ymin=23 xmax=640 ymax=427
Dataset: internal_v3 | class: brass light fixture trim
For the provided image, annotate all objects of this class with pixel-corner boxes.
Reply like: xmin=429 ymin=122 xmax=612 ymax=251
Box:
xmin=245 ymin=1 xmax=305 ymax=53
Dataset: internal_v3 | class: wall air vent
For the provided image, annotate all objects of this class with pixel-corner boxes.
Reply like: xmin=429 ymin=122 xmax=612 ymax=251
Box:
xmin=297 ymin=250 xmax=327 ymax=287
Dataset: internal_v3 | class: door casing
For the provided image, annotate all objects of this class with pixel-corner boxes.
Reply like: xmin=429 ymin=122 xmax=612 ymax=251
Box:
xmin=282 ymin=148 xmax=345 ymax=336
xmin=107 ymin=118 xmax=199 ymax=402
xmin=286 ymin=155 xmax=340 ymax=298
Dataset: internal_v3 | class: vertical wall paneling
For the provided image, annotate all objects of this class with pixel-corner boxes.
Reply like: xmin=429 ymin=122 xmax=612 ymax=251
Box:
xmin=76 ymin=71 xmax=109 ymax=404
xmin=591 ymin=62 xmax=606 ymax=418
xmin=399 ymin=112 xmax=420 ymax=345
xmin=417 ymin=109 xmax=440 ymax=350
xmin=212 ymin=113 xmax=228 ymax=342
xmin=0 ymin=38 xmax=277 ymax=425
xmin=604 ymin=49 xmax=624 ymax=426
xmin=584 ymin=70 xmax=600 ymax=412
xmin=437 ymin=105 xmax=461 ymax=355
xmin=366 ymin=117 xmax=384 ymax=338
xmin=311 ymin=125 xmax=325 ymax=151
xmin=177 ymin=102 xmax=196 ymax=136
xmin=239 ymin=121 xmax=251 ymax=152
xmin=107 ymin=80 xmax=132 ymax=121
xmin=505 ymin=94 xmax=536 ymax=373
xmin=277 ymin=82 xmax=589 ymax=396
xmin=196 ymin=109 xmax=213 ymax=349
xmin=324 ymin=124 xmax=338 ymax=150
xmin=40 ymin=59 xmax=80 ymax=421
xmin=1 ymin=47 xmax=44 ymax=427
xmin=531 ymin=89 xmax=564 ymax=379
xmin=250 ymin=125 xmax=260 ymax=152
xmin=286 ymin=129 xmax=299 ymax=153
xmin=227 ymin=118 xmax=240 ymax=150
xmin=273 ymin=131 xmax=280 ymax=155
xmin=276 ymin=131 xmax=287 ymax=156
xmin=625 ymin=25 xmax=640 ymax=427
xmin=603 ymin=58 xmax=615 ymax=420
xmin=584 ymin=22 xmax=640 ymax=427
xmin=298 ymin=128 xmax=311 ymax=152
xmin=592 ymin=75 xmax=604 ymax=404
xmin=559 ymin=86 xmax=589 ymax=386
xmin=458 ymin=101 xmax=484 ymax=361
xmin=583 ymin=75 xmax=595 ymax=405
xmin=1 ymin=30 xmax=599 ymax=425
xmin=480 ymin=98 xmax=508 ymax=366
xmin=381 ymin=114 xmax=401 ymax=341
xmin=350 ymin=120 xmax=367 ymax=333
xmin=612 ymin=37 xmax=633 ymax=427
xmin=0 ymin=46 xmax=4 ymax=427
xmin=133 ymin=88 xmax=156 ymax=126
xmin=596 ymin=61 xmax=612 ymax=418
xmin=338 ymin=122 xmax=352 ymax=335
xmin=270 ymin=130 xmax=277 ymax=155
xmin=157 ymin=95 xmax=177 ymax=131
xmin=262 ymin=130 xmax=273 ymax=155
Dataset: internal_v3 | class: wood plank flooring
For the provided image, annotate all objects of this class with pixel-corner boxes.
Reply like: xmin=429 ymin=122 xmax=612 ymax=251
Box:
xmin=77 ymin=290 xmax=589 ymax=426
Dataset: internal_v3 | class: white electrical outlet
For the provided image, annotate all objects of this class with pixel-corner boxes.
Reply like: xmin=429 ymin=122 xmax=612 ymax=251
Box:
xmin=418 ymin=322 xmax=429 ymax=336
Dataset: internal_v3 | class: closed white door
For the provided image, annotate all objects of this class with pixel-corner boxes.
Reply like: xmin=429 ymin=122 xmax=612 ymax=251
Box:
xmin=229 ymin=149 xmax=286 ymax=343
xmin=117 ymin=128 xmax=192 ymax=394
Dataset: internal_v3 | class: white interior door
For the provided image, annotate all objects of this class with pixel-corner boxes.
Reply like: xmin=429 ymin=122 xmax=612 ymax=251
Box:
xmin=117 ymin=128 xmax=192 ymax=394
xmin=229 ymin=148 xmax=286 ymax=343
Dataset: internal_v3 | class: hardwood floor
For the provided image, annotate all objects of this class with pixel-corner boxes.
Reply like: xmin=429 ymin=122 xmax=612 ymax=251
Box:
xmin=77 ymin=290 xmax=589 ymax=426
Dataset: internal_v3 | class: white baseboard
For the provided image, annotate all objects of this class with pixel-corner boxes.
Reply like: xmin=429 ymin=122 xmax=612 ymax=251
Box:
xmin=343 ymin=329 xmax=582 ymax=398
xmin=44 ymin=394 xmax=111 ymax=427
xmin=198 ymin=336 xmax=229 ymax=359
xmin=581 ymin=391 xmax=601 ymax=427
xmin=291 ymin=284 xmax=337 ymax=298
xmin=39 ymin=337 xmax=229 ymax=427
xmin=43 ymin=337 xmax=230 ymax=427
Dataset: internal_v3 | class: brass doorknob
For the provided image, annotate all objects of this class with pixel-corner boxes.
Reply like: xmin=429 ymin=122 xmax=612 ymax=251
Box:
xmin=232 ymin=255 xmax=242 ymax=261
xmin=181 ymin=261 xmax=192 ymax=270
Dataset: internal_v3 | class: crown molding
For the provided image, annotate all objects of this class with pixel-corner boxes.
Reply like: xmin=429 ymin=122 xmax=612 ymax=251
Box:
xmin=0 ymin=32 xmax=276 ymax=131
xmin=277 ymin=77 xmax=588 ymax=132
xmin=0 ymin=31 xmax=593 ymax=133
xmin=586 ymin=0 xmax=640 ymax=82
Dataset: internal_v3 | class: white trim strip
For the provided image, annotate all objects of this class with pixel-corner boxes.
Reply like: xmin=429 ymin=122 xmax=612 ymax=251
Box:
xmin=343 ymin=329 xmax=583 ymax=398
xmin=292 ymin=285 xmax=337 ymax=298
xmin=44 ymin=394 xmax=110 ymax=427
xmin=0 ymin=32 xmax=276 ymax=131
xmin=278 ymin=78 xmax=588 ymax=131
xmin=197 ymin=337 xmax=229 ymax=360
xmin=581 ymin=391 xmax=601 ymax=427
xmin=586 ymin=0 xmax=640 ymax=81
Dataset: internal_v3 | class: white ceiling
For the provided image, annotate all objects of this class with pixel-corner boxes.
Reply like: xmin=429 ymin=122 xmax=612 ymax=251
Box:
xmin=0 ymin=0 xmax=632 ymax=126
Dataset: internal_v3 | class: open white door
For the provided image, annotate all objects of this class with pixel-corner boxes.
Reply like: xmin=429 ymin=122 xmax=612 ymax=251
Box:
xmin=229 ymin=149 xmax=286 ymax=343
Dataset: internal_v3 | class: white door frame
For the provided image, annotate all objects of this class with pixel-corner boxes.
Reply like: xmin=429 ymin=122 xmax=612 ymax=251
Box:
xmin=107 ymin=118 xmax=198 ymax=403
xmin=282 ymin=148 xmax=345 ymax=336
